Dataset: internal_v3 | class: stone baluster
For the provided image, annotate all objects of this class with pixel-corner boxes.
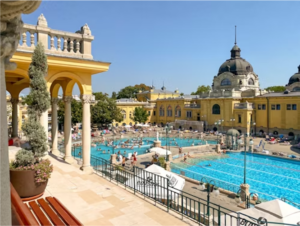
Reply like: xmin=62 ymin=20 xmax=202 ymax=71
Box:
xmin=69 ymin=39 xmax=74 ymax=53
xmin=63 ymin=37 xmax=68 ymax=52
xmin=22 ymin=32 xmax=27 ymax=47
xmin=50 ymin=34 xmax=55 ymax=50
xmin=57 ymin=36 xmax=61 ymax=51
xmin=30 ymin=31 xmax=35 ymax=47
xmin=75 ymin=39 xmax=80 ymax=53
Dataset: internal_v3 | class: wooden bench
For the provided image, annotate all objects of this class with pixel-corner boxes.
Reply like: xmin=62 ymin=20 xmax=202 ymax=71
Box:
xmin=11 ymin=183 xmax=83 ymax=226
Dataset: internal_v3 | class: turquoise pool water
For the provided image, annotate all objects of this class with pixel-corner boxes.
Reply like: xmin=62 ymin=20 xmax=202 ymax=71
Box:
xmin=171 ymin=152 xmax=300 ymax=206
xmin=72 ymin=137 xmax=217 ymax=161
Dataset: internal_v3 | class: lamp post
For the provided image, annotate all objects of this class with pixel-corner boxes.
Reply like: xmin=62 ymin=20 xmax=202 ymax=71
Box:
xmin=202 ymin=115 xmax=207 ymax=132
xmin=244 ymin=134 xmax=247 ymax=184
xmin=199 ymin=177 xmax=219 ymax=216
xmin=247 ymin=121 xmax=256 ymax=138
xmin=165 ymin=124 xmax=170 ymax=161
xmin=230 ymin=118 xmax=235 ymax=129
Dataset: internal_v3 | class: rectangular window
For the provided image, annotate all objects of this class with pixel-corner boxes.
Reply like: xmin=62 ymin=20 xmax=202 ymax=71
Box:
xmin=276 ymin=104 xmax=281 ymax=110
xmin=262 ymin=104 xmax=266 ymax=110
xmin=148 ymin=111 xmax=151 ymax=116
xmin=258 ymin=104 xmax=262 ymax=110
xmin=271 ymin=105 xmax=275 ymax=110
xmin=153 ymin=111 xmax=156 ymax=116
xmin=186 ymin=111 xmax=192 ymax=118
xmin=292 ymin=104 xmax=297 ymax=110
xmin=287 ymin=104 xmax=291 ymax=110
xmin=238 ymin=115 xmax=242 ymax=123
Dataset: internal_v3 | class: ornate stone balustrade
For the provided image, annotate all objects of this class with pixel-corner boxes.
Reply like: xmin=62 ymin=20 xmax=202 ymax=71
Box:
xmin=18 ymin=14 xmax=93 ymax=59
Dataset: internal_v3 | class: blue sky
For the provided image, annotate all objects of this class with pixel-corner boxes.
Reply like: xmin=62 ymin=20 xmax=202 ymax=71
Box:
xmin=22 ymin=1 xmax=300 ymax=96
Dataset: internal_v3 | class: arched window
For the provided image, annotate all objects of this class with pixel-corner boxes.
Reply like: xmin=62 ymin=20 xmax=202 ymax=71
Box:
xmin=121 ymin=110 xmax=126 ymax=119
xmin=293 ymin=87 xmax=300 ymax=91
xmin=221 ymin=78 xmax=231 ymax=86
xmin=248 ymin=78 xmax=254 ymax=85
xmin=175 ymin=105 xmax=181 ymax=117
xmin=212 ymin=104 xmax=220 ymax=114
xmin=129 ymin=122 xmax=132 ymax=126
xmin=288 ymin=132 xmax=295 ymax=137
xmin=159 ymin=106 xmax=164 ymax=116
xmin=167 ymin=105 xmax=172 ymax=117
xmin=129 ymin=111 xmax=132 ymax=118
xmin=115 ymin=123 xmax=119 ymax=127
xmin=122 ymin=123 xmax=126 ymax=126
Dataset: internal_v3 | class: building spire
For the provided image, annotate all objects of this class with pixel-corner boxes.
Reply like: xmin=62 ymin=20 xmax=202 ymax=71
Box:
xmin=235 ymin=25 xmax=237 ymax=45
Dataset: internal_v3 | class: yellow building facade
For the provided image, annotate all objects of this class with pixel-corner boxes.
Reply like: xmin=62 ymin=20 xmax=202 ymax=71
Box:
xmin=115 ymin=43 xmax=300 ymax=137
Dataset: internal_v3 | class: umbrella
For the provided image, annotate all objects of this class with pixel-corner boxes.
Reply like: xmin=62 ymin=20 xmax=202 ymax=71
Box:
xmin=217 ymin=199 xmax=300 ymax=225
xmin=125 ymin=165 xmax=185 ymax=199
xmin=150 ymin=147 xmax=171 ymax=156
xmin=124 ymin=125 xmax=131 ymax=128
xmin=136 ymin=123 xmax=143 ymax=127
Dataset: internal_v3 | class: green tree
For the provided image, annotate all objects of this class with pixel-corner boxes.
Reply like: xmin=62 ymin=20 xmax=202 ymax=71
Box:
xmin=117 ymin=84 xmax=151 ymax=99
xmin=180 ymin=92 xmax=184 ymax=96
xmin=131 ymin=107 xmax=148 ymax=124
xmin=191 ymin=85 xmax=211 ymax=95
xmin=111 ymin=91 xmax=117 ymax=99
xmin=265 ymin=86 xmax=286 ymax=92
xmin=57 ymin=99 xmax=82 ymax=126
xmin=22 ymin=94 xmax=33 ymax=106
xmin=91 ymin=92 xmax=123 ymax=124
xmin=19 ymin=42 xmax=50 ymax=163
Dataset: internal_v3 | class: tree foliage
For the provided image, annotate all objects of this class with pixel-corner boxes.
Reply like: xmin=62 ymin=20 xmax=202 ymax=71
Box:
xmin=191 ymin=85 xmax=211 ymax=95
xmin=91 ymin=92 xmax=123 ymax=124
xmin=19 ymin=42 xmax=50 ymax=163
xmin=265 ymin=86 xmax=286 ymax=92
xmin=57 ymin=99 xmax=83 ymax=126
xmin=111 ymin=91 xmax=117 ymax=99
xmin=131 ymin=107 xmax=148 ymax=124
xmin=116 ymin=83 xmax=151 ymax=99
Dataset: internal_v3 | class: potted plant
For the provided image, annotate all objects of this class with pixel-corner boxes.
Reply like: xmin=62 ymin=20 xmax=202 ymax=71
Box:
xmin=10 ymin=42 xmax=52 ymax=199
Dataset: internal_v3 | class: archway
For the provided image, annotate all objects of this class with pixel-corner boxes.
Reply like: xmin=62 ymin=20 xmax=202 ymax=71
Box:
xmin=288 ymin=132 xmax=294 ymax=137
xmin=213 ymin=127 xmax=217 ymax=132
xmin=179 ymin=125 xmax=182 ymax=129
xmin=273 ymin=131 xmax=278 ymax=135
xmin=122 ymin=123 xmax=126 ymax=126
xmin=238 ymin=129 xmax=242 ymax=134
xmin=189 ymin=127 xmax=193 ymax=130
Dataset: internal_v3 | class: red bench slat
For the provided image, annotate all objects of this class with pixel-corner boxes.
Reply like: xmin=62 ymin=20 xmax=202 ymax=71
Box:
xmin=29 ymin=201 xmax=52 ymax=226
xmin=53 ymin=197 xmax=83 ymax=226
xmin=46 ymin=197 xmax=78 ymax=226
xmin=37 ymin=198 xmax=65 ymax=226
xmin=24 ymin=204 xmax=41 ymax=226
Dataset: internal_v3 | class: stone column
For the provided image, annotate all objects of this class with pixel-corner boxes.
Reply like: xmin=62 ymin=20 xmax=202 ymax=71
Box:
xmin=63 ymin=96 xmax=73 ymax=163
xmin=51 ymin=98 xmax=59 ymax=155
xmin=240 ymin=183 xmax=250 ymax=201
xmin=11 ymin=97 xmax=19 ymax=137
xmin=81 ymin=94 xmax=93 ymax=173
xmin=1 ymin=2 xmax=41 ymax=224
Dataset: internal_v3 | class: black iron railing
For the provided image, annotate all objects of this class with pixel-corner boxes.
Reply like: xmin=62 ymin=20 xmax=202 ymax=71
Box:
xmin=89 ymin=155 xmax=272 ymax=226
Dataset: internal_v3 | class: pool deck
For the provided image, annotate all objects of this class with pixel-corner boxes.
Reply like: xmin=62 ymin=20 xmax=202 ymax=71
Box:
xmin=42 ymin=154 xmax=198 ymax=226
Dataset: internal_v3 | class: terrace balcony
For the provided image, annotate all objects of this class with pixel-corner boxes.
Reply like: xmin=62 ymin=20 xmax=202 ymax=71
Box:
xmin=184 ymin=104 xmax=201 ymax=109
xmin=18 ymin=14 xmax=94 ymax=59
xmin=234 ymin=102 xmax=255 ymax=110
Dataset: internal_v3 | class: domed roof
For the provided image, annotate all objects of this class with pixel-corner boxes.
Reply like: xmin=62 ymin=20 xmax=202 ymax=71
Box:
xmin=226 ymin=129 xmax=240 ymax=136
xmin=288 ymin=66 xmax=300 ymax=85
xmin=218 ymin=44 xmax=254 ymax=76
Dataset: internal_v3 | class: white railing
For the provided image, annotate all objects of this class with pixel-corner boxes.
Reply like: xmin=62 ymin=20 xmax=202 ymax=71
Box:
xmin=18 ymin=14 xmax=93 ymax=59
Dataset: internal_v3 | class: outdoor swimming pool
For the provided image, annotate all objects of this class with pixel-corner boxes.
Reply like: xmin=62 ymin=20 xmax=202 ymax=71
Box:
xmin=71 ymin=137 xmax=217 ymax=161
xmin=171 ymin=152 xmax=300 ymax=206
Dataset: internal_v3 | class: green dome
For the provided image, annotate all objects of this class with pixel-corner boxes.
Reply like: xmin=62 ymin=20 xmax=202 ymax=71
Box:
xmin=226 ymin=129 xmax=240 ymax=136
xmin=288 ymin=66 xmax=300 ymax=85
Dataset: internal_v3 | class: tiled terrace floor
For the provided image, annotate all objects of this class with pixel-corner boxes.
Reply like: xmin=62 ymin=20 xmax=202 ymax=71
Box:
xmin=43 ymin=154 xmax=197 ymax=226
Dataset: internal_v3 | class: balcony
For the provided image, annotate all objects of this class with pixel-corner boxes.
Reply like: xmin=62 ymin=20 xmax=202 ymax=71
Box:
xmin=18 ymin=14 xmax=94 ymax=59
xmin=234 ymin=102 xmax=254 ymax=110
xmin=184 ymin=104 xmax=200 ymax=109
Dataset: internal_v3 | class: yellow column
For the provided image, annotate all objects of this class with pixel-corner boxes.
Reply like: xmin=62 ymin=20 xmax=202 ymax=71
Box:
xmin=81 ymin=94 xmax=93 ymax=173
xmin=51 ymin=98 xmax=59 ymax=155
xmin=63 ymin=96 xmax=74 ymax=163
xmin=11 ymin=97 xmax=19 ymax=137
